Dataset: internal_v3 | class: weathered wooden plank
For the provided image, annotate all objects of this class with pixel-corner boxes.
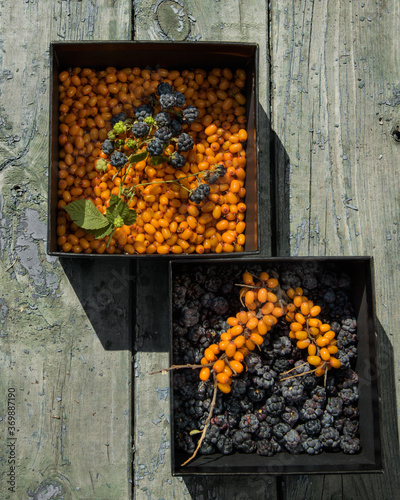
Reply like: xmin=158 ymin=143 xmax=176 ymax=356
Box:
xmin=0 ymin=1 xmax=133 ymax=498
xmin=133 ymin=1 xmax=273 ymax=498
xmin=271 ymin=0 xmax=400 ymax=498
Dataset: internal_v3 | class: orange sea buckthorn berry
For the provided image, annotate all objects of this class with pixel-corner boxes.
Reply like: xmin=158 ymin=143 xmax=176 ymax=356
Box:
xmin=225 ymin=342 xmax=237 ymax=358
xmin=218 ymin=382 xmax=231 ymax=394
xmin=320 ymin=348 xmax=331 ymax=361
xmin=257 ymin=288 xmax=268 ymax=303
xmin=319 ymin=324 xmax=331 ymax=333
xmin=308 ymin=344 xmax=317 ymax=356
xmin=329 ymin=357 xmax=341 ymax=369
xmin=300 ymin=302 xmax=310 ymax=316
xmin=309 ymin=327 xmax=320 ymax=336
xmin=208 ymin=343 xmax=220 ymax=355
xmin=290 ymin=322 xmax=303 ymax=332
xmin=233 ymin=335 xmax=246 ymax=348
xmin=327 ymin=345 xmax=338 ymax=354
xmin=294 ymin=313 xmax=306 ymax=325
xmin=213 ymin=359 xmax=226 ymax=373
xmin=272 ymin=307 xmax=284 ymax=318
xmin=204 ymin=348 xmax=216 ymax=361
xmin=230 ymin=360 xmax=244 ymax=374
xmin=266 ymin=278 xmax=279 ymax=289
xmin=297 ymin=339 xmax=311 ymax=350
xmin=246 ymin=316 xmax=259 ymax=331
xmin=216 ymin=372 xmax=230 ymax=384
xmin=316 ymin=336 xmax=330 ymax=348
xmin=261 ymin=302 xmax=274 ymax=315
xmin=315 ymin=366 xmax=326 ymax=377
xmin=308 ymin=318 xmax=321 ymax=328
xmin=233 ymin=351 xmax=245 ymax=362
xmin=295 ymin=331 xmax=308 ymax=341
xmin=249 ymin=333 xmax=264 ymax=346
xmin=230 ymin=324 xmax=244 ymax=337
xmin=257 ymin=321 xmax=268 ymax=335
xmin=310 ymin=305 xmax=321 ymax=317
xmin=323 ymin=330 xmax=336 ymax=341
xmin=200 ymin=367 xmax=210 ymax=381
xmin=307 ymin=355 xmax=322 ymax=366
xmin=227 ymin=316 xmax=239 ymax=327
xmin=242 ymin=271 xmax=254 ymax=285
xmin=244 ymin=290 xmax=255 ymax=305
xmin=245 ymin=339 xmax=256 ymax=351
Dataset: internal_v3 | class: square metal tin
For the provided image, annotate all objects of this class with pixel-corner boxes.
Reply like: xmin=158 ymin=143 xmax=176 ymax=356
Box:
xmin=169 ymin=257 xmax=382 ymax=475
xmin=48 ymin=41 xmax=260 ymax=258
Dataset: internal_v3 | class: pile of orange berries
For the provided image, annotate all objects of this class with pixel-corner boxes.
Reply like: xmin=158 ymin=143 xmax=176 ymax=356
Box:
xmin=285 ymin=287 xmax=341 ymax=377
xmin=57 ymin=65 xmax=250 ymax=254
xmin=198 ymin=271 xmax=341 ymax=393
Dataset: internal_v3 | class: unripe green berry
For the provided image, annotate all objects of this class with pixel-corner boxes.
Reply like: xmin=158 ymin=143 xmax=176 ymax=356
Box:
xmin=113 ymin=215 xmax=124 ymax=228
xmin=95 ymin=158 xmax=108 ymax=172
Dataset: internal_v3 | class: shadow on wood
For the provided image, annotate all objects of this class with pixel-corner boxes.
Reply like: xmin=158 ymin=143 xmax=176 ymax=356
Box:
xmin=59 ymin=257 xmax=134 ymax=351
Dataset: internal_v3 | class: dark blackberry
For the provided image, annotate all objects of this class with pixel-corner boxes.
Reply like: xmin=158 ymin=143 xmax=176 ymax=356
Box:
xmin=282 ymin=379 xmax=305 ymax=404
xmin=273 ymin=358 xmax=291 ymax=373
xmin=253 ymin=366 xmax=276 ymax=390
xmin=326 ymin=397 xmax=343 ymax=417
xmin=305 ymin=419 xmax=321 ymax=436
xmin=321 ymin=411 xmax=335 ymax=428
xmin=319 ymin=427 xmax=341 ymax=450
xmin=283 ymin=429 xmax=303 ymax=454
xmin=334 ymin=417 xmax=345 ymax=433
xmin=247 ymin=386 xmax=265 ymax=403
xmin=340 ymin=435 xmax=361 ymax=454
xmin=154 ymin=111 xmax=171 ymax=127
xmin=156 ymin=82 xmax=173 ymax=96
xmin=232 ymin=430 xmax=255 ymax=453
xmin=131 ymin=121 xmax=150 ymax=138
xmin=325 ymin=376 xmax=338 ymax=396
xmin=216 ymin=436 xmax=233 ymax=455
xmin=211 ymin=296 xmax=229 ymax=315
xmin=146 ymin=138 xmax=164 ymax=156
xmin=205 ymin=424 xmax=221 ymax=444
xmin=189 ymin=184 xmax=210 ymax=204
xmin=169 ymin=152 xmax=186 ymax=169
xmin=303 ymin=375 xmax=317 ymax=391
xmin=245 ymin=353 xmax=263 ymax=373
xmin=302 ymin=437 xmax=323 ymax=455
xmin=174 ymin=91 xmax=186 ymax=107
xmin=281 ymin=406 xmax=299 ymax=427
xmin=339 ymin=387 xmax=359 ymax=405
xmin=211 ymin=414 xmax=228 ymax=431
xmin=199 ymin=441 xmax=215 ymax=455
xmin=230 ymin=379 xmax=248 ymax=398
xmin=239 ymin=413 xmax=259 ymax=434
xmin=182 ymin=105 xmax=200 ymax=124
xmin=256 ymin=438 xmax=281 ymax=456
xmin=239 ymin=396 xmax=254 ymax=413
xmin=179 ymin=306 xmax=200 ymax=327
xmin=159 ymin=93 xmax=177 ymax=109
xmin=265 ymin=394 xmax=285 ymax=416
xmin=154 ymin=126 xmax=173 ymax=144
xmin=203 ymin=172 xmax=219 ymax=185
xmin=214 ymin=164 xmax=226 ymax=177
xmin=300 ymin=399 xmax=323 ymax=421
xmin=109 ymin=151 xmax=128 ymax=168
xmin=177 ymin=132 xmax=194 ymax=152
xmin=311 ymin=386 xmax=327 ymax=405
xmin=273 ymin=336 xmax=293 ymax=357
xmin=134 ymin=104 xmax=153 ymax=121
xmin=256 ymin=422 xmax=272 ymax=440
xmin=272 ymin=422 xmax=291 ymax=443
xmin=170 ymin=119 xmax=183 ymax=136
xmin=343 ymin=405 xmax=359 ymax=418
xmin=102 ymin=139 xmax=114 ymax=155
xmin=111 ymin=112 xmax=127 ymax=126
xmin=337 ymin=329 xmax=358 ymax=348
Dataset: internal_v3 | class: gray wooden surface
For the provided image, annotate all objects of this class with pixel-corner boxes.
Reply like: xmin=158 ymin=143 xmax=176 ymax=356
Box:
xmin=0 ymin=0 xmax=399 ymax=499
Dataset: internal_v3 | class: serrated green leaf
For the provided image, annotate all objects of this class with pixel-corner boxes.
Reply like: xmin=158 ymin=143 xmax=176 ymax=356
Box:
xmin=87 ymin=224 xmax=114 ymax=239
xmin=105 ymin=198 xmax=137 ymax=227
xmin=129 ymin=150 xmax=148 ymax=164
xmin=65 ymin=199 xmax=110 ymax=230
xmin=150 ymin=155 xmax=168 ymax=166
xmin=109 ymin=194 xmax=120 ymax=207
xmin=122 ymin=208 xmax=137 ymax=225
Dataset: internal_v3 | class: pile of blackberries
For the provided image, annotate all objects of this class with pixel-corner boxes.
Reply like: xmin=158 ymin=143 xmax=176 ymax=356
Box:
xmin=172 ymin=262 xmax=361 ymax=458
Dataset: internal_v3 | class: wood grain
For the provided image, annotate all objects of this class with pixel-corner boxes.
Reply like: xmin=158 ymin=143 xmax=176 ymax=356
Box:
xmin=133 ymin=1 xmax=272 ymax=498
xmin=271 ymin=0 xmax=400 ymax=497
xmin=0 ymin=1 xmax=132 ymax=498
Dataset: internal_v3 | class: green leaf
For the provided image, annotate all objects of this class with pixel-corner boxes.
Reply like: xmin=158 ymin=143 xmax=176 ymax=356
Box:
xmin=88 ymin=225 xmax=114 ymax=239
xmin=129 ymin=150 xmax=148 ymax=164
xmin=65 ymin=199 xmax=110 ymax=230
xmin=150 ymin=155 xmax=168 ymax=166
xmin=109 ymin=194 xmax=120 ymax=207
xmin=106 ymin=197 xmax=137 ymax=227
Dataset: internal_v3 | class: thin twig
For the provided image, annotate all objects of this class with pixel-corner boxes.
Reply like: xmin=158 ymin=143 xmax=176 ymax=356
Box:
xmin=181 ymin=375 xmax=218 ymax=467
xmin=280 ymin=361 xmax=309 ymax=376
xmin=5 ymin=258 xmax=17 ymax=272
xmin=149 ymin=363 xmax=210 ymax=375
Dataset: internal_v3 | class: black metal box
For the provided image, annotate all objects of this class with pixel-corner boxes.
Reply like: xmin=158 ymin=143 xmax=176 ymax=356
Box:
xmin=169 ymin=257 xmax=382 ymax=475
xmin=48 ymin=41 xmax=259 ymax=257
